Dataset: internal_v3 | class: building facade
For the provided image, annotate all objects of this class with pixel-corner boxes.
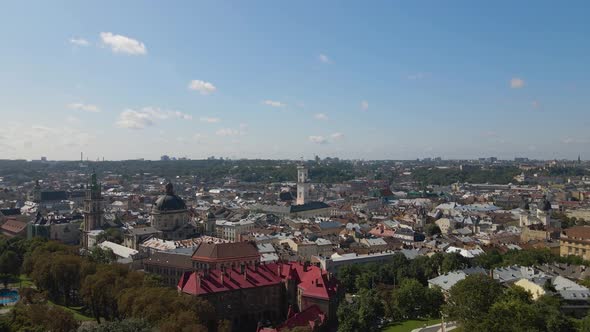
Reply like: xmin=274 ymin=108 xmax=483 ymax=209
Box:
xmin=560 ymin=226 xmax=590 ymax=260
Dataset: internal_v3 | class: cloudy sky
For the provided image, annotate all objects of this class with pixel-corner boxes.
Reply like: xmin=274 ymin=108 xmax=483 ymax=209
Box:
xmin=1 ymin=1 xmax=588 ymax=161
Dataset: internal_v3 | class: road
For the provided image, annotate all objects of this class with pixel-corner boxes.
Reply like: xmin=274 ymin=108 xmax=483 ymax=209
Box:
xmin=411 ymin=322 xmax=458 ymax=332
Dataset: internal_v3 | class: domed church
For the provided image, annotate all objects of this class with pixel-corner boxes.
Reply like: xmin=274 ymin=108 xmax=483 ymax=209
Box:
xmin=150 ymin=182 xmax=196 ymax=240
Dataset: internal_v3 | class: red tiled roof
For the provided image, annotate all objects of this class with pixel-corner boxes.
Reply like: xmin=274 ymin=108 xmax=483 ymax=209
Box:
xmin=278 ymin=305 xmax=325 ymax=331
xmin=0 ymin=219 xmax=27 ymax=236
xmin=191 ymin=241 xmax=260 ymax=262
xmin=279 ymin=262 xmax=338 ymax=301
xmin=564 ymin=226 xmax=590 ymax=240
xmin=178 ymin=263 xmax=282 ymax=296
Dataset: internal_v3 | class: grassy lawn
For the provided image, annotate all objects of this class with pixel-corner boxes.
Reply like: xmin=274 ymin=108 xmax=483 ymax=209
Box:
xmin=47 ymin=300 xmax=94 ymax=322
xmin=382 ymin=318 xmax=441 ymax=332
xmin=6 ymin=274 xmax=34 ymax=289
xmin=18 ymin=274 xmax=34 ymax=287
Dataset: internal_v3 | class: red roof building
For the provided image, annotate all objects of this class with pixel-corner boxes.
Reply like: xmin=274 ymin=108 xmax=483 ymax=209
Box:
xmin=259 ymin=305 xmax=326 ymax=332
xmin=191 ymin=241 xmax=261 ymax=270
xmin=0 ymin=219 xmax=27 ymax=238
xmin=178 ymin=261 xmax=341 ymax=331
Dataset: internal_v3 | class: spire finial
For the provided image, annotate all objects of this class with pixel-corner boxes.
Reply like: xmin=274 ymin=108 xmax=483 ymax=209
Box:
xmin=165 ymin=182 xmax=174 ymax=195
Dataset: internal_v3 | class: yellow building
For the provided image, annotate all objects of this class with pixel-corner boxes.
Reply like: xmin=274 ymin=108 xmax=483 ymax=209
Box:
xmin=514 ymin=278 xmax=546 ymax=300
xmin=560 ymin=226 xmax=590 ymax=261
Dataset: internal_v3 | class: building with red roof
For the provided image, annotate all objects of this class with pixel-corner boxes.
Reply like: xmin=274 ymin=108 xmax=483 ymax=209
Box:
xmin=178 ymin=261 xmax=340 ymax=331
xmin=258 ymin=305 xmax=326 ymax=332
xmin=191 ymin=241 xmax=261 ymax=270
xmin=0 ymin=219 xmax=27 ymax=238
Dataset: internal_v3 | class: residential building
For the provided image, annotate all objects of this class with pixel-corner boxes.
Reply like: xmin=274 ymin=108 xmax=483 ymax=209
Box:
xmin=560 ymin=226 xmax=590 ymax=260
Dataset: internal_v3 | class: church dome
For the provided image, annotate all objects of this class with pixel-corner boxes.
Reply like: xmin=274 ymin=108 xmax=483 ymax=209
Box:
xmin=152 ymin=183 xmax=187 ymax=212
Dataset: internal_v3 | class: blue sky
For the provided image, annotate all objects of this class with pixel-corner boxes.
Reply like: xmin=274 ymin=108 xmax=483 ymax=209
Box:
xmin=0 ymin=1 xmax=588 ymax=160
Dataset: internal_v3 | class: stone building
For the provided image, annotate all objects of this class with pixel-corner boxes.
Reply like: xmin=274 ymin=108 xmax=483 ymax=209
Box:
xmin=150 ymin=183 xmax=196 ymax=240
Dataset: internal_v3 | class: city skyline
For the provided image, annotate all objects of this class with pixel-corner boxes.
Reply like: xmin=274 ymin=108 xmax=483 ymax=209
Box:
xmin=1 ymin=1 xmax=589 ymax=160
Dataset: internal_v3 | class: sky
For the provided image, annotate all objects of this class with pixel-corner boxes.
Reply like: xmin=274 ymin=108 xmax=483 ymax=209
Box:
xmin=0 ymin=1 xmax=589 ymax=161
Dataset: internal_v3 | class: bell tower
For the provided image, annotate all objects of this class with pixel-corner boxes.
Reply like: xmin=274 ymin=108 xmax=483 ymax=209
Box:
xmin=82 ymin=170 xmax=104 ymax=249
xmin=296 ymin=164 xmax=309 ymax=205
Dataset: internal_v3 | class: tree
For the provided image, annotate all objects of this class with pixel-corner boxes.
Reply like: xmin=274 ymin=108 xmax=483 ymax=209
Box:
xmin=88 ymin=246 xmax=116 ymax=264
xmin=337 ymin=299 xmax=360 ymax=332
xmin=357 ymin=289 xmax=384 ymax=331
xmin=480 ymin=299 xmax=538 ymax=332
xmin=81 ymin=264 xmax=143 ymax=323
xmin=0 ymin=250 xmax=20 ymax=287
xmin=8 ymin=303 xmax=79 ymax=332
xmin=441 ymin=253 xmax=467 ymax=273
xmin=424 ymin=224 xmax=441 ymax=237
xmin=78 ymin=319 xmax=152 ymax=332
xmin=391 ymin=279 xmax=443 ymax=320
xmin=443 ymin=274 xmax=503 ymax=330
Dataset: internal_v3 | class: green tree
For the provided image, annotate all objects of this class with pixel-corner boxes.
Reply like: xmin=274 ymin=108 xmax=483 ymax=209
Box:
xmin=391 ymin=279 xmax=443 ymax=320
xmin=441 ymin=253 xmax=467 ymax=273
xmin=336 ymin=300 xmax=360 ymax=332
xmin=424 ymin=224 xmax=442 ymax=237
xmin=357 ymin=289 xmax=384 ymax=331
xmin=78 ymin=319 xmax=152 ymax=332
xmin=0 ymin=250 xmax=20 ymax=287
xmin=443 ymin=274 xmax=503 ymax=330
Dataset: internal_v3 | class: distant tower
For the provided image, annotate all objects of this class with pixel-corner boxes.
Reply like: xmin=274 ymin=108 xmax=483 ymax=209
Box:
xmin=31 ymin=180 xmax=42 ymax=203
xmin=206 ymin=211 xmax=216 ymax=236
xmin=82 ymin=170 xmax=104 ymax=249
xmin=296 ymin=164 xmax=310 ymax=205
xmin=536 ymin=196 xmax=552 ymax=226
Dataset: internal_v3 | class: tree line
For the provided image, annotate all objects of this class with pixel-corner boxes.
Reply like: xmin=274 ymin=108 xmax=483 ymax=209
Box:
xmin=0 ymin=236 xmax=228 ymax=332
xmin=335 ymin=248 xmax=590 ymax=332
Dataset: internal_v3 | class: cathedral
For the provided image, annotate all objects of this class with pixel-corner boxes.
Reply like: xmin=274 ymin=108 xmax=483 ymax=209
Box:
xmin=149 ymin=182 xmax=196 ymax=240
xmin=519 ymin=196 xmax=553 ymax=227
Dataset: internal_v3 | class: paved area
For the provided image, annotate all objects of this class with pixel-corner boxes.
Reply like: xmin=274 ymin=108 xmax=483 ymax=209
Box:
xmin=412 ymin=322 xmax=457 ymax=332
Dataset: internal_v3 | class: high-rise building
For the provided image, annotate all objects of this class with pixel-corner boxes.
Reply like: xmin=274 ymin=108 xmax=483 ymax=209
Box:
xmin=296 ymin=164 xmax=309 ymax=205
xmin=82 ymin=171 xmax=104 ymax=249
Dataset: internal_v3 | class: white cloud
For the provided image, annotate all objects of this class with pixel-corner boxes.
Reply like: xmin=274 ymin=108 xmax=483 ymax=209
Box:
xmin=115 ymin=107 xmax=192 ymax=129
xmin=69 ymin=38 xmax=89 ymax=46
xmin=262 ymin=100 xmax=286 ymax=108
xmin=510 ymin=77 xmax=525 ymax=89
xmin=100 ymin=32 xmax=147 ymax=55
xmin=200 ymin=117 xmax=221 ymax=123
xmin=318 ymin=54 xmax=332 ymax=64
xmin=361 ymin=100 xmax=369 ymax=111
xmin=188 ymin=80 xmax=217 ymax=95
xmin=314 ymin=113 xmax=328 ymax=120
xmin=308 ymin=135 xmax=328 ymax=144
xmin=331 ymin=132 xmax=344 ymax=140
xmin=68 ymin=102 xmax=100 ymax=113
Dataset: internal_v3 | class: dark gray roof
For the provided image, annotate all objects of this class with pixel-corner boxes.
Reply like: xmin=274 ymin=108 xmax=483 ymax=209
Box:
xmin=0 ymin=208 xmax=21 ymax=216
xmin=40 ymin=191 xmax=67 ymax=201
xmin=289 ymin=201 xmax=330 ymax=213
xmin=153 ymin=194 xmax=186 ymax=212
